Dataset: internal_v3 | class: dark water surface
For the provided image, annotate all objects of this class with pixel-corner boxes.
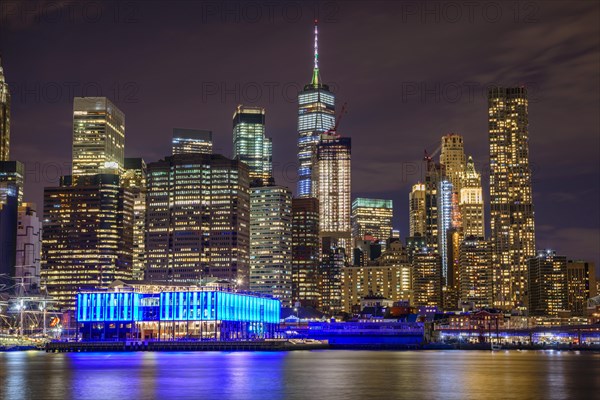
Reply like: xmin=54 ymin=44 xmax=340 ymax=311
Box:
xmin=1 ymin=350 xmax=598 ymax=399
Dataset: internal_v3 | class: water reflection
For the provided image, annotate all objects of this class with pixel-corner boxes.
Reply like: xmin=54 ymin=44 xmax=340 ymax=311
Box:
xmin=1 ymin=350 xmax=599 ymax=399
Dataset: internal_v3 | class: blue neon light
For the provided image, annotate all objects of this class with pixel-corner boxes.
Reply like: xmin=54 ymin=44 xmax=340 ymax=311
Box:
xmin=76 ymin=291 xmax=281 ymax=324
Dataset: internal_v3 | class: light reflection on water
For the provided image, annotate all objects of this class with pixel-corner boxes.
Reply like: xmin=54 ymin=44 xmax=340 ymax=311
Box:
xmin=1 ymin=350 xmax=598 ymax=399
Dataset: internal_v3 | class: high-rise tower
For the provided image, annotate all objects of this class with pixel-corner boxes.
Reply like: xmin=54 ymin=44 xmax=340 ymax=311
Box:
xmin=297 ymin=21 xmax=335 ymax=197
xmin=0 ymin=57 xmax=10 ymax=162
xmin=233 ymin=105 xmax=272 ymax=186
xmin=351 ymin=198 xmax=393 ymax=246
xmin=250 ymin=185 xmax=292 ymax=306
xmin=314 ymin=134 xmax=351 ymax=249
xmin=145 ymin=154 xmax=250 ymax=287
xmin=440 ymin=134 xmax=466 ymax=193
xmin=459 ymin=156 xmax=484 ymax=238
xmin=488 ymin=87 xmax=535 ymax=310
xmin=72 ymin=97 xmax=125 ymax=179
xmin=409 ymin=183 xmax=426 ymax=237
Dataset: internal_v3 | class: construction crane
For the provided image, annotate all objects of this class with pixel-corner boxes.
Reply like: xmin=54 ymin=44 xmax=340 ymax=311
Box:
xmin=423 ymin=142 xmax=442 ymax=168
xmin=324 ymin=102 xmax=347 ymax=137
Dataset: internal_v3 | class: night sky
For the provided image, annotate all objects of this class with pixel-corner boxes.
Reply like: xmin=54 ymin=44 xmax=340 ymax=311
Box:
xmin=1 ymin=1 xmax=599 ymax=271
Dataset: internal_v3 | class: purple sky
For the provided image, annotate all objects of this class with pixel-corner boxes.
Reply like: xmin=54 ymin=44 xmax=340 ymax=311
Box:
xmin=1 ymin=1 xmax=599 ymax=271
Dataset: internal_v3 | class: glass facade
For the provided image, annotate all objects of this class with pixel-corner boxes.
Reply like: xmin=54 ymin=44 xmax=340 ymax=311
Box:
xmin=297 ymin=22 xmax=335 ymax=197
xmin=437 ymin=180 xmax=453 ymax=284
xmin=72 ymin=97 xmax=125 ymax=179
xmin=233 ymin=106 xmax=272 ymax=185
xmin=76 ymin=291 xmax=280 ymax=324
xmin=351 ymin=198 xmax=393 ymax=246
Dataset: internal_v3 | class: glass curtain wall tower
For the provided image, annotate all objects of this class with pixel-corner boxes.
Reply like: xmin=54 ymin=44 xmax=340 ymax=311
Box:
xmin=297 ymin=21 xmax=335 ymax=197
xmin=233 ymin=106 xmax=272 ymax=186
xmin=72 ymin=97 xmax=125 ymax=180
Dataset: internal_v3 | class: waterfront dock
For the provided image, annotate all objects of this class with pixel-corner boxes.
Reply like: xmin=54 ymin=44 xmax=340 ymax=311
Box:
xmin=46 ymin=339 xmax=329 ymax=353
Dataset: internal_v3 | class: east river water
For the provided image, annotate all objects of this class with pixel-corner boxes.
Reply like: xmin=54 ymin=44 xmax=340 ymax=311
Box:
xmin=1 ymin=350 xmax=598 ymax=399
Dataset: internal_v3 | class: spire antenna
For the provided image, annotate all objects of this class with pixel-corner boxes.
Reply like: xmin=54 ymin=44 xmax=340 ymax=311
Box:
xmin=311 ymin=20 xmax=320 ymax=87
xmin=314 ymin=19 xmax=319 ymax=70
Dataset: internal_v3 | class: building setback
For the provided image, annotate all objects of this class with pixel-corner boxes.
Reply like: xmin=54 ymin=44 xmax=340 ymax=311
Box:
xmin=145 ymin=153 xmax=250 ymax=287
xmin=42 ymin=174 xmax=134 ymax=310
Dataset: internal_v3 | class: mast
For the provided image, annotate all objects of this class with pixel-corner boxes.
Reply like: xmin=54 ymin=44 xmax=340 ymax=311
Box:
xmin=311 ymin=20 xmax=320 ymax=87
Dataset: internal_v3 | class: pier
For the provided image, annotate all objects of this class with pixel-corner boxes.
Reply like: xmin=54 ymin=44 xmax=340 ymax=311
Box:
xmin=46 ymin=339 xmax=329 ymax=353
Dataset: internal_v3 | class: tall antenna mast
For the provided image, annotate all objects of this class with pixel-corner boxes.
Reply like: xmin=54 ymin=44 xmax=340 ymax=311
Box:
xmin=311 ymin=20 xmax=320 ymax=86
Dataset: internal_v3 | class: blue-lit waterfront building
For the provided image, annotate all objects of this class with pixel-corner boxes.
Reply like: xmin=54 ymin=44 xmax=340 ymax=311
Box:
xmin=76 ymin=284 xmax=281 ymax=341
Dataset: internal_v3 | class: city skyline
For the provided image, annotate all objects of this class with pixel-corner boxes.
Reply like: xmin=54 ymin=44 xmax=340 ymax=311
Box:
xmin=1 ymin=2 xmax=598 ymax=272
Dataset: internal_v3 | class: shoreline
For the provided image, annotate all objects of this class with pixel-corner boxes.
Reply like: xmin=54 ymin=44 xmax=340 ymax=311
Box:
xmin=2 ymin=340 xmax=596 ymax=353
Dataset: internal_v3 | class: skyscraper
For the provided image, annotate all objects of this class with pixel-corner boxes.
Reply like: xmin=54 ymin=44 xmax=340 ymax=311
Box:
xmin=0 ymin=182 xmax=17 ymax=287
xmin=423 ymin=160 xmax=445 ymax=250
xmin=528 ymin=250 xmax=567 ymax=316
xmin=172 ymin=128 xmax=213 ymax=155
xmin=0 ymin=57 xmax=10 ymax=162
xmin=437 ymin=179 xmax=453 ymax=284
xmin=459 ymin=156 xmax=484 ymax=238
xmin=297 ymin=21 xmax=335 ymax=197
xmin=233 ymin=105 xmax=272 ymax=186
xmin=291 ymin=197 xmax=320 ymax=308
xmin=319 ymin=237 xmax=344 ymax=314
xmin=459 ymin=236 xmax=492 ymax=309
xmin=566 ymin=260 xmax=597 ymax=316
xmin=351 ymin=198 xmax=393 ymax=246
xmin=122 ymin=158 xmax=147 ymax=281
xmin=440 ymin=134 xmax=466 ymax=194
xmin=42 ymin=174 xmax=134 ymax=310
xmin=0 ymin=160 xmax=24 ymax=204
xmin=249 ymin=185 xmax=292 ymax=306
xmin=145 ymin=153 xmax=250 ymax=287
xmin=15 ymin=203 xmax=42 ymax=293
xmin=409 ymin=183 xmax=426 ymax=237
xmin=412 ymin=249 xmax=442 ymax=307
xmin=488 ymin=87 xmax=536 ymax=310
xmin=72 ymin=97 xmax=125 ymax=179
xmin=314 ymin=134 xmax=351 ymax=250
